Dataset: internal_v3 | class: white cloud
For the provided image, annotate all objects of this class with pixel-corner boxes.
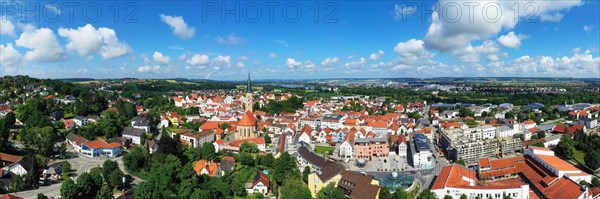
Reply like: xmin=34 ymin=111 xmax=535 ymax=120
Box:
xmin=303 ymin=60 xmax=316 ymax=70
xmin=285 ymin=58 xmax=302 ymax=69
xmin=152 ymin=51 xmax=171 ymax=64
xmin=137 ymin=65 xmax=160 ymax=73
xmin=540 ymin=13 xmax=564 ymax=22
xmin=369 ymin=50 xmax=385 ymax=61
xmin=497 ymin=32 xmax=527 ymax=49
xmin=58 ymin=24 xmax=131 ymax=59
xmin=0 ymin=16 xmax=15 ymax=36
xmin=44 ymin=4 xmax=61 ymax=15
xmin=491 ymin=49 xmax=599 ymax=77
xmin=394 ymin=39 xmax=434 ymax=63
xmin=16 ymin=25 xmax=67 ymax=62
xmin=583 ymin=25 xmax=593 ymax=32
xmin=0 ymin=43 xmax=23 ymax=67
xmin=210 ymin=55 xmax=231 ymax=69
xmin=236 ymin=61 xmax=245 ymax=68
xmin=344 ymin=57 xmax=366 ymax=69
xmin=393 ymin=4 xmax=417 ymax=20
xmin=423 ymin=0 xmax=582 ymax=52
xmin=160 ymin=14 xmax=195 ymax=40
xmin=268 ymin=52 xmax=277 ymax=58
xmin=321 ymin=57 xmax=340 ymax=67
xmin=450 ymin=40 xmax=499 ymax=62
xmin=238 ymin=56 xmax=248 ymax=61
xmin=187 ymin=54 xmax=210 ymax=66
xmin=216 ymin=33 xmax=243 ymax=45
xmin=487 ymin=54 xmax=500 ymax=62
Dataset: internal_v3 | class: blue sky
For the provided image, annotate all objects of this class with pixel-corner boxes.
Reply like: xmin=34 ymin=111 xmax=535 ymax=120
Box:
xmin=1 ymin=0 xmax=599 ymax=80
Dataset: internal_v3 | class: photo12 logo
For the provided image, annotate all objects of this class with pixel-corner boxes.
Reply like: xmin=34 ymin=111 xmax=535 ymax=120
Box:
xmin=199 ymin=1 xmax=339 ymax=23
xmin=0 ymin=1 xmax=139 ymax=23
xmin=395 ymin=1 xmax=540 ymax=24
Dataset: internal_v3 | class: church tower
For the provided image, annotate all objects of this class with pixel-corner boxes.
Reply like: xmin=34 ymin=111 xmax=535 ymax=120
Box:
xmin=245 ymin=73 xmax=254 ymax=112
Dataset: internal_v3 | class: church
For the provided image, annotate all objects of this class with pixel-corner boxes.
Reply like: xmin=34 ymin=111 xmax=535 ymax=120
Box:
xmin=235 ymin=73 xmax=259 ymax=140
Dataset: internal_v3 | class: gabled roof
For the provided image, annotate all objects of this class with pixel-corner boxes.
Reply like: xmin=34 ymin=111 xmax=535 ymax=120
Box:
xmin=238 ymin=111 xmax=257 ymax=126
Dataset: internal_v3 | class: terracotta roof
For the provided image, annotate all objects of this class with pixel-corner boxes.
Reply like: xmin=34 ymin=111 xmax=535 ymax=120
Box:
xmin=0 ymin=153 xmax=23 ymax=164
xmin=0 ymin=194 xmax=23 ymax=199
xmin=542 ymin=177 xmax=586 ymax=199
xmin=553 ymin=124 xmax=584 ymax=135
xmin=193 ymin=160 xmax=219 ymax=176
xmin=479 ymin=158 xmax=491 ymax=168
xmin=369 ymin=121 xmax=388 ymax=128
xmin=83 ymin=139 xmax=122 ymax=149
xmin=252 ymin=172 xmax=270 ymax=189
xmin=238 ymin=111 xmax=257 ymax=126
xmin=228 ymin=138 xmax=265 ymax=148
xmin=535 ymin=153 xmax=580 ymax=171
xmin=523 ymin=119 xmax=536 ymax=124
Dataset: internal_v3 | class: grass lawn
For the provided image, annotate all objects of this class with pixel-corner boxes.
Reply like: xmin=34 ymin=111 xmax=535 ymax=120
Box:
xmin=314 ymin=146 xmax=335 ymax=156
xmin=572 ymin=149 xmax=586 ymax=163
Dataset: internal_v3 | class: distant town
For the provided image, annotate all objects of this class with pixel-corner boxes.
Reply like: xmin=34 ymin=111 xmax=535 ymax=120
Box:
xmin=1 ymin=75 xmax=599 ymax=199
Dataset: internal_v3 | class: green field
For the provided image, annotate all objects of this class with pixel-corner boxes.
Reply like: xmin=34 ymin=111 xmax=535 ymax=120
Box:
xmin=315 ymin=145 xmax=335 ymax=156
xmin=572 ymin=149 xmax=586 ymax=163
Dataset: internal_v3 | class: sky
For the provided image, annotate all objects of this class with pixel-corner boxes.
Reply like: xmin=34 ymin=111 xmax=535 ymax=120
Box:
xmin=0 ymin=0 xmax=599 ymax=80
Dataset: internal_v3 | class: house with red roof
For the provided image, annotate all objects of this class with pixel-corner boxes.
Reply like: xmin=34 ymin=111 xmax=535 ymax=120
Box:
xmin=193 ymin=160 xmax=220 ymax=177
xmin=80 ymin=139 xmax=122 ymax=157
xmin=245 ymin=172 xmax=270 ymax=195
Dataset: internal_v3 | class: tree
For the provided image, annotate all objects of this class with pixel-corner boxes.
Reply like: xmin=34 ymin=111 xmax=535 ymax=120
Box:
xmin=280 ymin=180 xmax=312 ymax=199
xmin=108 ymin=170 xmax=125 ymax=190
xmin=77 ymin=172 xmax=97 ymax=196
xmin=456 ymin=158 xmax=465 ymax=166
xmin=444 ymin=195 xmax=453 ymax=199
xmin=418 ymin=189 xmax=437 ymax=199
xmin=157 ymin=133 xmax=180 ymax=155
xmin=102 ymin=160 xmax=119 ymax=181
xmin=200 ymin=142 xmax=216 ymax=161
xmin=123 ymin=146 xmax=148 ymax=172
xmin=394 ymin=187 xmax=408 ymax=199
xmin=238 ymin=152 xmax=254 ymax=166
xmin=378 ymin=186 xmax=393 ymax=199
xmin=258 ymin=153 xmax=274 ymax=167
xmin=316 ymin=182 xmax=344 ymax=199
xmin=273 ymin=152 xmax=299 ymax=185
xmin=22 ymin=126 xmax=55 ymax=156
xmin=503 ymin=195 xmax=513 ymax=199
xmin=585 ymin=150 xmax=600 ymax=170
xmin=302 ymin=166 xmax=311 ymax=183
xmin=62 ymin=162 xmax=72 ymax=180
xmin=219 ymin=123 xmax=231 ymax=130
xmin=555 ymin=134 xmax=575 ymax=159
xmin=460 ymin=194 xmax=468 ymax=199
xmin=95 ymin=185 xmax=114 ymax=199
xmin=592 ymin=177 xmax=600 ymax=187
xmin=533 ymin=142 xmax=545 ymax=147
xmin=531 ymin=134 xmax=539 ymax=140
xmin=37 ymin=193 xmax=49 ymax=199
xmin=264 ymin=133 xmax=272 ymax=144
xmin=60 ymin=178 xmax=78 ymax=199
xmin=538 ymin=131 xmax=546 ymax=138
xmin=59 ymin=142 xmax=67 ymax=159
xmin=241 ymin=142 xmax=259 ymax=153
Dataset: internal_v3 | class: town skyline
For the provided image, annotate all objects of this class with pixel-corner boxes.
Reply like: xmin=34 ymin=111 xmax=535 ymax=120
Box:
xmin=1 ymin=1 xmax=599 ymax=80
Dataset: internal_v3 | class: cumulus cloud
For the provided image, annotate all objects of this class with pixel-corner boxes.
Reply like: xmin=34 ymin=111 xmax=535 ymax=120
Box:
xmin=394 ymin=39 xmax=434 ymax=63
xmin=137 ymin=65 xmax=160 ymax=73
xmin=583 ymin=25 xmax=593 ymax=32
xmin=275 ymin=40 xmax=288 ymax=47
xmin=236 ymin=62 xmax=245 ymax=68
xmin=497 ymin=32 xmax=527 ymax=49
xmin=321 ymin=57 xmax=340 ymax=67
xmin=540 ymin=13 xmax=564 ymax=22
xmin=490 ymin=49 xmax=599 ymax=77
xmin=187 ymin=54 xmax=210 ymax=66
xmin=423 ymin=0 xmax=582 ymax=52
xmin=160 ymin=14 xmax=195 ymax=40
xmin=369 ymin=50 xmax=385 ymax=61
xmin=16 ymin=25 xmax=67 ymax=62
xmin=303 ymin=60 xmax=316 ymax=70
xmin=450 ymin=40 xmax=499 ymax=63
xmin=152 ymin=51 xmax=171 ymax=64
xmin=210 ymin=55 xmax=231 ymax=69
xmin=344 ymin=57 xmax=367 ymax=69
xmin=0 ymin=43 xmax=23 ymax=67
xmin=286 ymin=58 xmax=302 ymax=69
xmin=58 ymin=24 xmax=131 ymax=59
xmin=216 ymin=33 xmax=243 ymax=45
xmin=0 ymin=16 xmax=15 ymax=36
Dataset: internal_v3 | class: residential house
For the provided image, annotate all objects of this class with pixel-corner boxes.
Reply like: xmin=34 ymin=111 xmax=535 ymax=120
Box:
xmin=353 ymin=138 xmax=389 ymax=160
xmin=122 ymin=127 xmax=145 ymax=145
xmin=131 ymin=117 xmax=151 ymax=133
xmin=72 ymin=116 xmax=88 ymax=126
xmin=338 ymin=171 xmax=381 ymax=199
xmin=193 ymin=160 xmax=220 ymax=177
xmin=80 ymin=139 xmax=122 ymax=157
xmin=397 ymin=134 xmax=408 ymax=158
xmin=173 ymin=130 xmax=215 ymax=148
xmin=219 ymin=156 xmax=236 ymax=175
xmin=245 ymin=172 xmax=270 ymax=195
xmin=0 ymin=153 xmax=33 ymax=176
xmin=339 ymin=130 xmax=356 ymax=159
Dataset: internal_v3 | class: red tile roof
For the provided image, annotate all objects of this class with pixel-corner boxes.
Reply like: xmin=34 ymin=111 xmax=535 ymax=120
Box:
xmin=238 ymin=111 xmax=257 ymax=126
xmin=0 ymin=194 xmax=23 ymax=199
xmin=193 ymin=160 xmax=219 ymax=176
xmin=83 ymin=139 xmax=121 ymax=149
